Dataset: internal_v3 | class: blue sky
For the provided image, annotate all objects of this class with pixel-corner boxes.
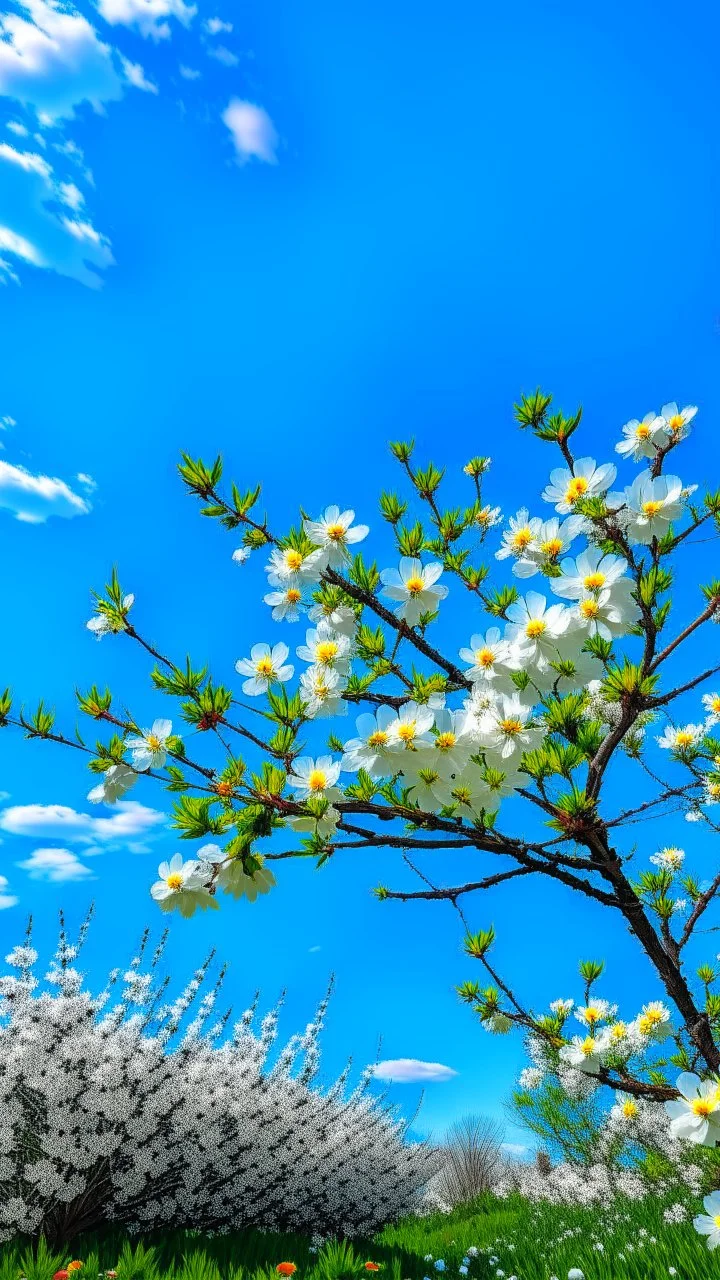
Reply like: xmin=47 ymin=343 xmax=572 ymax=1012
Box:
xmin=0 ymin=0 xmax=719 ymax=1152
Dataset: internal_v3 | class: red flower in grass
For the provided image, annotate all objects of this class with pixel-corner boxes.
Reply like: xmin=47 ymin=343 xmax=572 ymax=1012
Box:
xmin=364 ymin=1265 xmax=381 ymax=1272
xmin=53 ymin=1270 xmax=69 ymax=1279
xmin=276 ymin=1265 xmax=297 ymax=1276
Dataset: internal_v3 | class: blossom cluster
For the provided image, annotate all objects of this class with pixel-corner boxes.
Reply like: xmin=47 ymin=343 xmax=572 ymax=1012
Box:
xmin=0 ymin=924 xmax=435 ymax=1245
xmin=75 ymin=396 xmax=717 ymax=927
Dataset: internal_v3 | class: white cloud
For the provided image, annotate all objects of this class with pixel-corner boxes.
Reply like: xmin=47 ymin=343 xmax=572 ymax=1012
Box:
xmin=501 ymin=1142 xmax=529 ymax=1158
xmin=222 ymin=99 xmax=278 ymax=165
xmin=0 ymin=873 xmax=18 ymax=908
xmin=6 ymin=121 xmax=29 ymax=137
xmin=208 ymin=45 xmax=238 ymax=67
xmin=0 ymin=0 xmax=125 ymax=120
xmin=0 ymin=141 xmax=113 ymax=287
xmin=16 ymin=846 xmax=94 ymax=881
xmin=0 ymin=800 xmax=166 ymax=843
xmin=178 ymin=64 xmax=200 ymax=80
xmin=371 ymin=1059 xmax=458 ymax=1084
xmin=308 ymin=945 xmax=321 ymax=953
xmin=97 ymin=0 xmax=196 ymax=41
xmin=119 ymin=56 xmax=158 ymax=94
xmin=0 ymin=456 xmax=92 ymax=522
xmin=204 ymin=17 xmax=232 ymax=34
xmin=58 ymin=180 xmax=84 ymax=209
xmin=76 ymin=471 xmax=97 ymax=491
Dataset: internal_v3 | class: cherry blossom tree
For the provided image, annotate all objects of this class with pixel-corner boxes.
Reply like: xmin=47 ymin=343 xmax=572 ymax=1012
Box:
xmin=5 ymin=389 xmax=720 ymax=1161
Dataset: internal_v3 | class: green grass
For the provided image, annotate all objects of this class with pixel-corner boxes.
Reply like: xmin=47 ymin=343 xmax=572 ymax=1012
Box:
xmin=3 ymin=1193 xmax=719 ymax=1280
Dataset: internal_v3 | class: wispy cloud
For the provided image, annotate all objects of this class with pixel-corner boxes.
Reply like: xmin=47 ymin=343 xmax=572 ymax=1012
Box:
xmin=0 ymin=0 xmax=125 ymax=118
xmin=0 ymin=873 xmax=19 ymax=908
xmin=0 ymin=800 xmax=166 ymax=843
xmin=372 ymin=1059 xmax=458 ymax=1084
xmin=208 ymin=46 xmax=239 ymax=67
xmin=0 ymin=0 xmax=278 ymax=284
xmin=119 ymin=57 xmax=158 ymax=95
xmin=0 ymin=457 xmax=92 ymax=522
xmin=16 ymin=846 xmax=94 ymax=881
xmin=222 ymin=99 xmax=278 ymax=165
xmin=96 ymin=0 xmax=196 ymax=41
xmin=0 ymin=140 xmax=113 ymax=288
xmin=501 ymin=1142 xmax=530 ymax=1158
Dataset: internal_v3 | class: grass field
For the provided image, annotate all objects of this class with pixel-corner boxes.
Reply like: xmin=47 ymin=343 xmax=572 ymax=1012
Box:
xmin=2 ymin=1194 xmax=718 ymax=1280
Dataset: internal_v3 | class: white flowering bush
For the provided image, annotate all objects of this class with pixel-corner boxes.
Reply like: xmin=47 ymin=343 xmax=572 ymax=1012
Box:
xmin=6 ymin=391 xmax=720 ymax=1240
xmin=0 ymin=915 xmax=436 ymax=1246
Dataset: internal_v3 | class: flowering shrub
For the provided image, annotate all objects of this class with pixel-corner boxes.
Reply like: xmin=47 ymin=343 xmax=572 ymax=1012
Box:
xmin=0 ymin=916 xmax=435 ymax=1245
xmin=6 ymin=391 xmax=720 ymax=1238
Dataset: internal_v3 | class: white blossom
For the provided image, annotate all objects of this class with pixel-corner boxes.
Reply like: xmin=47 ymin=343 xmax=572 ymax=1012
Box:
xmin=125 ymin=718 xmax=174 ymax=772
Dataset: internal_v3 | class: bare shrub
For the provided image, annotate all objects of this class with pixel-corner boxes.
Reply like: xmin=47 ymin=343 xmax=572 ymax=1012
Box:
xmin=432 ymin=1113 xmax=505 ymax=1207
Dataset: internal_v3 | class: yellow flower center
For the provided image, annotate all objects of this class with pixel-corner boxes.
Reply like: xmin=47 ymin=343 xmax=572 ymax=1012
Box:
xmin=636 ymin=423 xmax=651 ymax=439
xmin=256 ymin=657 xmax=274 ymax=676
xmin=308 ymin=769 xmax=328 ymax=792
xmin=147 ymin=734 xmax=163 ymax=751
xmin=499 ymin=717 xmax=523 ymax=736
xmin=583 ymin=1006 xmax=602 ymax=1025
xmin=583 ymin=571 xmax=605 ymax=590
xmin=580 ymin=599 xmax=600 ymax=619
xmin=511 ymin=527 xmax=533 ymax=551
xmin=286 ymin=588 xmax=302 ymax=604
xmin=368 ymin=730 xmax=388 ymax=747
xmin=405 ymin=576 xmax=425 ymax=595
xmin=668 ymin=414 xmax=684 ymax=433
xmin=453 ymin=786 xmax=472 ymax=804
xmin=709 ymin=782 xmax=720 ymax=799
xmin=476 ymin=507 xmax=492 ymax=526
xmin=711 ymin=697 xmax=720 ymax=714
xmin=565 ymin=476 xmax=589 ymax=504
xmin=581 ymin=1037 xmax=596 ymax=1055
xmin=622 ymin=1100 xmax=638 ymax=1118
xmin=474 ymin=647 xmax=496 ymax=668
xmin=691 ymin=1097 xmax=717 ymax=1117
xmin=285 ymin=549 xmax=303 ymax=571
xmin=610 ymin=1022 xmax=626 ymax=1040
xmin=541 ymin=538 xmax=564 ymax=558
xmin=166 ymin=873 xmax=184 ymax=891
xmin=436 ymin=732 xmax=456 ymax=751
xmin=676 ymin=731 xmax=694 ymax=748
xmin=525 ymin=619 xmax=546 ymax=638
xmin=642 ymin=499 xmax=663 ymax=517
xmin=326 ymin=523 xmax=347 ymax=541
xmin=316 ymin=641 xmax=339 ymax=664
xmin=639 ymin=1009 xmax=664 ymax=1033
xmin=397 ymin=723 xmax=416 ymax=743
